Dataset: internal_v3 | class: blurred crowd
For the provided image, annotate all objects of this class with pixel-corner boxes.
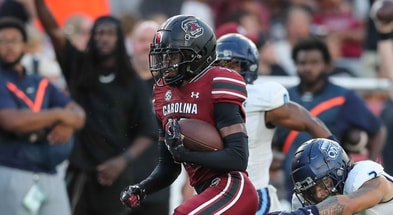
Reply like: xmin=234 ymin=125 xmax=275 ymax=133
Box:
xmin=1 ymin=0 xmax=393 ymax=214
xmin=0 ymin=0 xmax=385 ymax=82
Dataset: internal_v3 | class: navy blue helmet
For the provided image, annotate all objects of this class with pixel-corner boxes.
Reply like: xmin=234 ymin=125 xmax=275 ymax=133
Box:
xmin=149 ymin=15 xmax=216 ymax=87
xmin=291 ymin=138 xmax=352 ymax=206
xmin=216 ymin=33 xmax=259 ymax=84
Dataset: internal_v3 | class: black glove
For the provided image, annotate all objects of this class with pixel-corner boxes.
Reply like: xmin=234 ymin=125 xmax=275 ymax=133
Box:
xmin=120 ymin=185 xmax=146 ymax=208
xmin=164 ymin=119 xmax=188 ymax=162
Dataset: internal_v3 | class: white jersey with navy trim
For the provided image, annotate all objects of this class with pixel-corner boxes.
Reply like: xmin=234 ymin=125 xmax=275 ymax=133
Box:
xmin=345 ymin=160 xmax=393 ymax=215
xmin=244 ymin=81 xmax=289 ymax=190
xmin=245 ymin=81 xmax=289 ymax=214
xmin=292 ymin=160 xmax=393 ymax=214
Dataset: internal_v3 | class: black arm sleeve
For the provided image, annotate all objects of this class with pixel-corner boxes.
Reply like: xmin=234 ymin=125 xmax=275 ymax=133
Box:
xmin=179 ymin=102 xmax=249 ymax=171
xmin=138 ymin=129 xmax=181 ymax=195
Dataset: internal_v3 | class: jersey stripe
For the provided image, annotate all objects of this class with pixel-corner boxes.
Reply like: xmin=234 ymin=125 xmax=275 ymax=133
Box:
xmin=213 ymin=77 xmax=246 ymax=86
xmin=6 ymin=79 xmax=49 ymax=112
xmin=213 ymin=172 xmax=245 ymax=214
xmin=188 ymin=172 xmax=245 ymax=215
xmin=213 ymin=82 xmax=247 ymax=94
xmin=212 ymin=77 xmax=247 ymax=100
xmin=212 ymin=91 xmax=247 ymax=100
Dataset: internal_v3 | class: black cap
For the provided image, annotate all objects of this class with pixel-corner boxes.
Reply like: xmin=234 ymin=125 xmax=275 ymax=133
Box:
xmin=0 ymin=1 xmax=29 ymax=24
xmin=0 ymin=17 xmax=27 ymax=42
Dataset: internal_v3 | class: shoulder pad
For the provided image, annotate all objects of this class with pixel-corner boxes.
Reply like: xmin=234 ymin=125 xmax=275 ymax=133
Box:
xmin=210 ymin=67 xmax=247 ymax=104
xmin=344 ymin=160 xmax=384 ymax=194
xmin=245 ymin=81 xmax=289 ymax=112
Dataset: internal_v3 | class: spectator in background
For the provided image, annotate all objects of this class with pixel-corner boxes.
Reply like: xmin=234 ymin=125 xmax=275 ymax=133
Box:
xmin=255 ymin=33 xmax=288 ymax=76
xmin=311 ymin=0 xmax=365 ymax=76
xmin=0 ymin=0 xmax=30 ymax=24
xmin=210 ymin=0 xmax=270 ymax=34
xmin=138 ymin=0 xmax=183 ymax=21
xmin=180 ymin=0 xmax=215 ymax=29
xmin=261 ymin=0 xmax=290 ymax=40
xmin=289 ymin=0 xmax=317 ymax=12
xmin=370 ymin=0 xmax=393 ymax=176
xmin=273 ymin=37 xmax=386 ymax=202
xmin=130 ymin=20 xmax=159 ymax=86
xmin=359 ymin=0 xmax=379 ymax=78
xmin=34 ymin=1 xmax=159 ymax=215
xmin=127 ymin=19 xmax=170 ymax=215
xmin=0 ymin=17 xmax=85 ymax=215
xmin=62 ymin=14 xmax=93 ymax=51
xmin=119 ymin=13 xmax=138 ymax=56
xmin=273 ymin=6 xmax=312 ymax=76
xmin=19 ymin=24 xmax=67 ymax=91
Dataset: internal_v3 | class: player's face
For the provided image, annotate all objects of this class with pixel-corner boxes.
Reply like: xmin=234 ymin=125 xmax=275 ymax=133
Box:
xmin=0 ymin=28 xmax=25 ymax=66
xmin=160 ymin=51 xmax=182 ymax=78
xmin=295 ymin=49 xmax=327 ymax=85
xmin=93 ymin=23 xmax=118 ymax=57
xmin=303 ymin=177 xmax=334 ymax=204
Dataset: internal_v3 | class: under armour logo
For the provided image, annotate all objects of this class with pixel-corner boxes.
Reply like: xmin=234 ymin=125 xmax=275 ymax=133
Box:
xmin=191 ymin=92 xmax=199 ymax=98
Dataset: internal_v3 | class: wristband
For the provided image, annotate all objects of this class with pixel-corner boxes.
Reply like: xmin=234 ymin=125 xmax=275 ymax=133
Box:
xmin=378 ymin=32 xmax=393 ymax=41
xmin=122 ymin=150 xmax=133 ymax=162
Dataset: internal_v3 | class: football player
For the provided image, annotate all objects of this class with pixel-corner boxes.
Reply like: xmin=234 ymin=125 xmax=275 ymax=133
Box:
xmin=215 ymin=33 xmax=333 ymax=215
xmin=269 ymin=138 xmax=393 ymax=215
xmin=120 ymin=15 xmax=259 ymax=214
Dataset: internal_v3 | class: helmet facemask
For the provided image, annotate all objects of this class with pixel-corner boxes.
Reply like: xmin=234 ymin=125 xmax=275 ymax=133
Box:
xmin=294 ymin=176 xmax=340 ymax=206
xmin=149 ymin=47 xmax=199 ymax=87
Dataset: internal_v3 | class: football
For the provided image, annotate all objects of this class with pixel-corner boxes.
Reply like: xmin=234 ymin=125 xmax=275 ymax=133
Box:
xmin=372 ymin=0 xmax=393 ymax=22
xmin=178 ymin=118 xmax=224 ymax=152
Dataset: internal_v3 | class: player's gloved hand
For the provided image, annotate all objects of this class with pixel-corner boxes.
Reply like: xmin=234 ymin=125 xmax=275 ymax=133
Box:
xmin=165 ymin=119 xmax=188 ymax=162
xmin=120 ymin=185 xmax=146 ymax=208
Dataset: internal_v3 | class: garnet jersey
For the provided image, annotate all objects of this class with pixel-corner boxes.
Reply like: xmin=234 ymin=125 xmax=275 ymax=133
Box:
xmin=153 ymin=66 xmax=247 ymax=186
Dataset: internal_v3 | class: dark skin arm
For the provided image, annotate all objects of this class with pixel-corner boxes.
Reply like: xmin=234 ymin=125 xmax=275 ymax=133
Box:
xmin=0 ymin=101 xmax=85 ymax=133
xmin=367 ymin=125 xmax=386 ymax=161
xmin=315 ymin=175 xmax=393 ymax=215
xmin=46 ymin=102 xmax=86 ymax=144
xmin=34 ymin=0 xmax=67 ymax=53
xmin=266 ymin=101 xmax=332 ymax=138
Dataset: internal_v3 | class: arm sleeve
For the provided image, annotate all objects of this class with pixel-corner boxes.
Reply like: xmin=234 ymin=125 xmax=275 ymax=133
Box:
xmin=55 ymin=40 xmax=82 ymax=82
xmin=179 ymin=102 xmax=249 ymax=171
